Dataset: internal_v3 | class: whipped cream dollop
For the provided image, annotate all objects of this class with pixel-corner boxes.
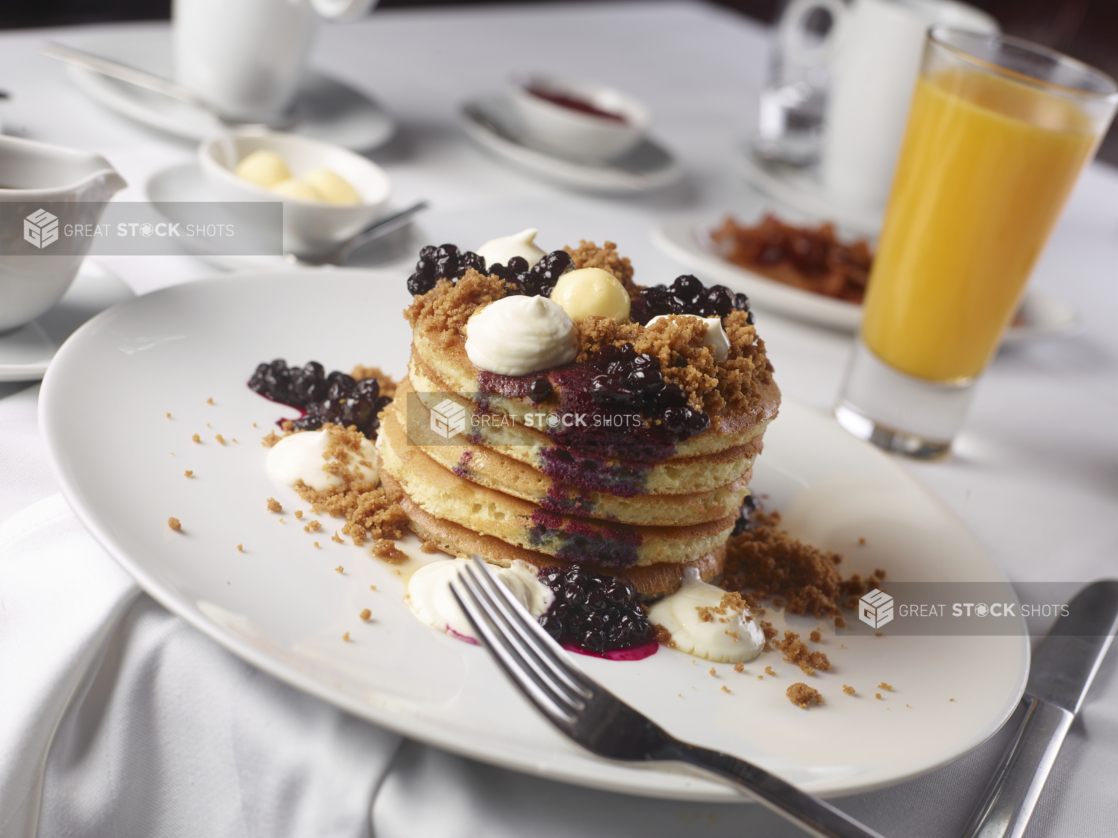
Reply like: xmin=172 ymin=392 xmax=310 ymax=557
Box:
xmin=265 ymin=429 xmax=378 ymax=491
xmin=407 ymin=559 xmax=554 ymax=641
xmin=647 ymin=568 xmax=764 ymax=663
xmin=550 ymin=267 xmax=631 ymax=322
xmin=476 ymin=228 xmax=546 ymax=269
xmin=466 ymin=295 xmax=579 ymax=376
xmin=647 ymin=314 xmax=730 ymax=364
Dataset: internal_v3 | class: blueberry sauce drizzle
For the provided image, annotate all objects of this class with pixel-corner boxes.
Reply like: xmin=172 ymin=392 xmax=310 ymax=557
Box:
xmin=248 ymin=359 xmax=391 ymax=440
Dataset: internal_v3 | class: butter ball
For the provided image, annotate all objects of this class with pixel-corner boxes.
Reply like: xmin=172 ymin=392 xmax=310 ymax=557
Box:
xmin=302 ymin=168 xmax=361 ymax=206
xmin=550 ymin=267 xmax=631 ymax=322
xmin=235 ymin=150 xmax=292 ymax=189
xmin=271 ymin=178 xmax=323 ymax=202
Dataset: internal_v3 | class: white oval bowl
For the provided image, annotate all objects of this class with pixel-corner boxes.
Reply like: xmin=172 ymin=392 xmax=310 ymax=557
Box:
xmin=508 ymin=74 xmax=649 ymax=163
xmin=198 ymin=130 xmax=391 ymax=260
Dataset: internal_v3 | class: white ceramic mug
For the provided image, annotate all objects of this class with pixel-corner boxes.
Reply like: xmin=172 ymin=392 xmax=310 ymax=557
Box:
xmin=0 ymin=136 xmax=126 ymax=332
xmin=173 ymin=0 xmax=377 ymax=124
xmin=782 ymin=0 xmax=998 ymax=211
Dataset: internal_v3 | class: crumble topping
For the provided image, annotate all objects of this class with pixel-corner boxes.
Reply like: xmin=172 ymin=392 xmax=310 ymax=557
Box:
xmin=776 ymin=630 xmax=831 ymax=676
xmin=168 ymin=517 xmax=182 ymax=532
xmin=843 ymin=685 xmax=856 ymax=695
xmin=266 ymin=497 xmax=282 ymax=513
xmin=722 ymin=511 xmax=886 ymax=626
xmin=563 ymin=240 xmax=637 ymax=293
xmin=786 ymin=683 xmax=824 ymax=709
xmin=372 ymin=539 xmax=408 ymax=563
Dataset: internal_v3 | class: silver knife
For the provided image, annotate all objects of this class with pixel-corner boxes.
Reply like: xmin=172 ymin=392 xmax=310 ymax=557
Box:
xmin=962 ymin=579 xmax=1118 ymax=838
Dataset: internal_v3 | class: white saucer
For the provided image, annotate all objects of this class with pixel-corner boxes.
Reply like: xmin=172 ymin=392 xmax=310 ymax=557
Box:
xmin=0 ymin=262 xmax=133 ymax=382
xmin=653 ymin=219 xmax=1076 ymax=342
xmin=144 ymin=163 xmax=425 ymax=272
xmin=734 ymin=145 xmax=883 ymax=237
xmin=460 ymin=96 xmax=682 ymax=194
xmin=62 ymin=30 xmax=395 ymax=151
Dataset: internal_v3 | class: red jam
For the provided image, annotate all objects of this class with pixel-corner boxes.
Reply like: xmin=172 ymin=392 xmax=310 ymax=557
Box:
xmin=526 ymin=85 xmax=628 ymax=124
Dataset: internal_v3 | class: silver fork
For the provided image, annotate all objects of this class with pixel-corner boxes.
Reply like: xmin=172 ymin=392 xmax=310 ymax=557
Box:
xmin=450 ymin=556 xmax=886 ymax=838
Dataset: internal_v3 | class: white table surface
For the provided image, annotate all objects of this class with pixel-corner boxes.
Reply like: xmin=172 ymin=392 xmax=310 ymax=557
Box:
xmin=1 ymin=3 xmax=1116 ymax=837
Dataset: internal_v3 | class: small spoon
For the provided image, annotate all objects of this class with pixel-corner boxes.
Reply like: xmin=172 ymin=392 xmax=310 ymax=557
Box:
xmin=41 ymin=42 xmax=297 ymax=130
xmin=284 ymin=200 xmax=429 ymax=267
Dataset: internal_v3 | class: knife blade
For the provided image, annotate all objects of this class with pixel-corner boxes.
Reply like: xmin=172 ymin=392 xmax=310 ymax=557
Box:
xmin=962 ymin=579 xmax=1118 ymax=838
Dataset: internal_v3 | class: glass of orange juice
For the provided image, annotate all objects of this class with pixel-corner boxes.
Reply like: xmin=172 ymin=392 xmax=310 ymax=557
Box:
xmin=834 ymin=27 xmax=1117 ymax=458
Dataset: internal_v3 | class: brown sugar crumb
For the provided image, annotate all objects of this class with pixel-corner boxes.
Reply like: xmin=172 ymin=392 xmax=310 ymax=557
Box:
xmin=765 ymin=666 xmax=776 ymax=677
xmin=206 ymin=423 xmax=211 ymax=428
xmin=876 ymin=693 xmax=883 ymax=700
xmin=291 ymin=425 xmax=408 ymax=544
xmin=215 ymin=434 xmax=226 ymax=445
xmin=342 ymin=632 xmax=350 ymax=642
xmin=237 ymin=544 xmax=244 ymax=552
xmin=313 ymin=541 xmax=320 ymax=548
xmin=206 ymin=397 xmax=214 ymax=405
xmin=304 ymin=520 xmax=323 ymax=533
xmin=331 ymin=531 xmax=345 ymax=544
xmin=267 ymin=497 xmax=282 ymax=513
xmin=721 ymin=685 xmax=731 ymax=694
xmin=773 ymin=596 xmax=784 ymax=608
xmin=335 ymin=566 xmax=344 ymax=574
xmin=734 ymin=662 xmax=745 ymax=673
xmin=359 ymin=608 xmax=372 ymax=621
xmin=876 ymin=632 xmax=883 ymax=637
xmin=420 ymin=540 xmax=439 ymax=554
xmin=369 ymin=585 xmax=377 ymax=591
xmin=786 ymin=683 xmax=824 ymax=709
xmin=280 ymin=420 xmax=294 ymax=432
xmin=564 ymin=240 xmax=637 ymax=293
xmin=372 ymin=539 xmax=408 ymax=564
xmin=192 ymin=434 xmax=201 ymax=443
xmin=777 ymin=630 xmax=831 ymax=676
xmin=843 ymin=684 xmax=856 ymax=696
xmin=168 ymin=517 xmax=182 ymax=532
xmin=652 ymin=623 xmax=676 ymax=648
xmin=721 ymin=510 xmax=886 ymax=621
xmin=184 ymin=470 xmax=193 ymax=478
xmin=166 ymin=412 xmax=172 ymax=419
xmin=758 ymin=675 xmax=764 ymax=680
xmin=232 ymin=438 xmax=237 ymax=444
xmin=294 ymin=510 xmax=304 ymax=519
xmin=858 ymin=537 xmax=866 ymax=546
xmin=758 ymin=620 xmax=777 ymax=641
xmin=261 ymin=431 xmax=283 ymax=447
xmin=950 ymin=698 xmax=955 ymax=702
xmin=709 ymin=667 xmax=717 ymax=677
xmin=878 ymin=682 xmax=894 ymax=692
xmin=809 ymin=630 xmax=822 ymax=643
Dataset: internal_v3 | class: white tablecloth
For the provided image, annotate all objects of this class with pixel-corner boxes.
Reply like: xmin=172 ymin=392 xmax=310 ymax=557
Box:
xmin=1 ymin=4 xmax=1116 ymax=836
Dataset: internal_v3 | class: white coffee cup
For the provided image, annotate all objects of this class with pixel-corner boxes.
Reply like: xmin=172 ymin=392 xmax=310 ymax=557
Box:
xmin=173 ymin=0 xmax=378 ymax=124
xmin=781 ymin=0 xmax=998 ymax=212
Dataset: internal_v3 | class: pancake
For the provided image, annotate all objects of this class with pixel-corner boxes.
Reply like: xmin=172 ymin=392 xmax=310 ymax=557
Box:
xmin=394 ymin=378 xmax=754 ymax=525
xmin=386 ymin=471 xmax=726 ymax=599
xmin=378 ymin=406 xmax=737 ymax=568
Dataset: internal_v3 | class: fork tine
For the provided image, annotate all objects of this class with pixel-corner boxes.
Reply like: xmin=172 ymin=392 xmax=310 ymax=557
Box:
xmin=465 ymin=556 xmax=594 ymax=700
xmin=451 ymin=569 xmax=580 ymax=725
xmin=456 ymin=564 xmax=589 ymax=709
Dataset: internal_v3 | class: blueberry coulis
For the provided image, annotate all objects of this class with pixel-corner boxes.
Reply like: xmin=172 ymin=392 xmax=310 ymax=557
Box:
xmin=248 ymin=359 xmax=391 ymax=440
xmin=537 ymin=565 xmax=655 ymax=655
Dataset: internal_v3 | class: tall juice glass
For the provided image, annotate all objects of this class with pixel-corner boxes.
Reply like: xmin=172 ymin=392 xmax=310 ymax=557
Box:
xmin=834 ymin=27 xmax=1117 ymax=458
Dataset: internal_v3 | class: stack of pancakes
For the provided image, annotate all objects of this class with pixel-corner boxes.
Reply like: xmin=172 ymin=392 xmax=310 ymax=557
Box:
xmin=377 ymin=295 xmax=781 ymax=599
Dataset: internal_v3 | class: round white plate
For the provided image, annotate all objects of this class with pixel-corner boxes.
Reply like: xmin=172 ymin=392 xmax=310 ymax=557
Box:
xmin=461 ymin=96 xmax=682 ymax=194
xmin=144 ymin=163 xmax=425 ymax=271
xmin=653 ymin=219 xmax=1076 ymax=342
xmin=41 ymin=271 xmax=1027 ymax=802
xmin=734 ymin=146 xmax=883 ymax=238
xmin=61 ymin=31 xmax=394 ymax=151
xmin=0 ymin=262 xmax=132 ymax=382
